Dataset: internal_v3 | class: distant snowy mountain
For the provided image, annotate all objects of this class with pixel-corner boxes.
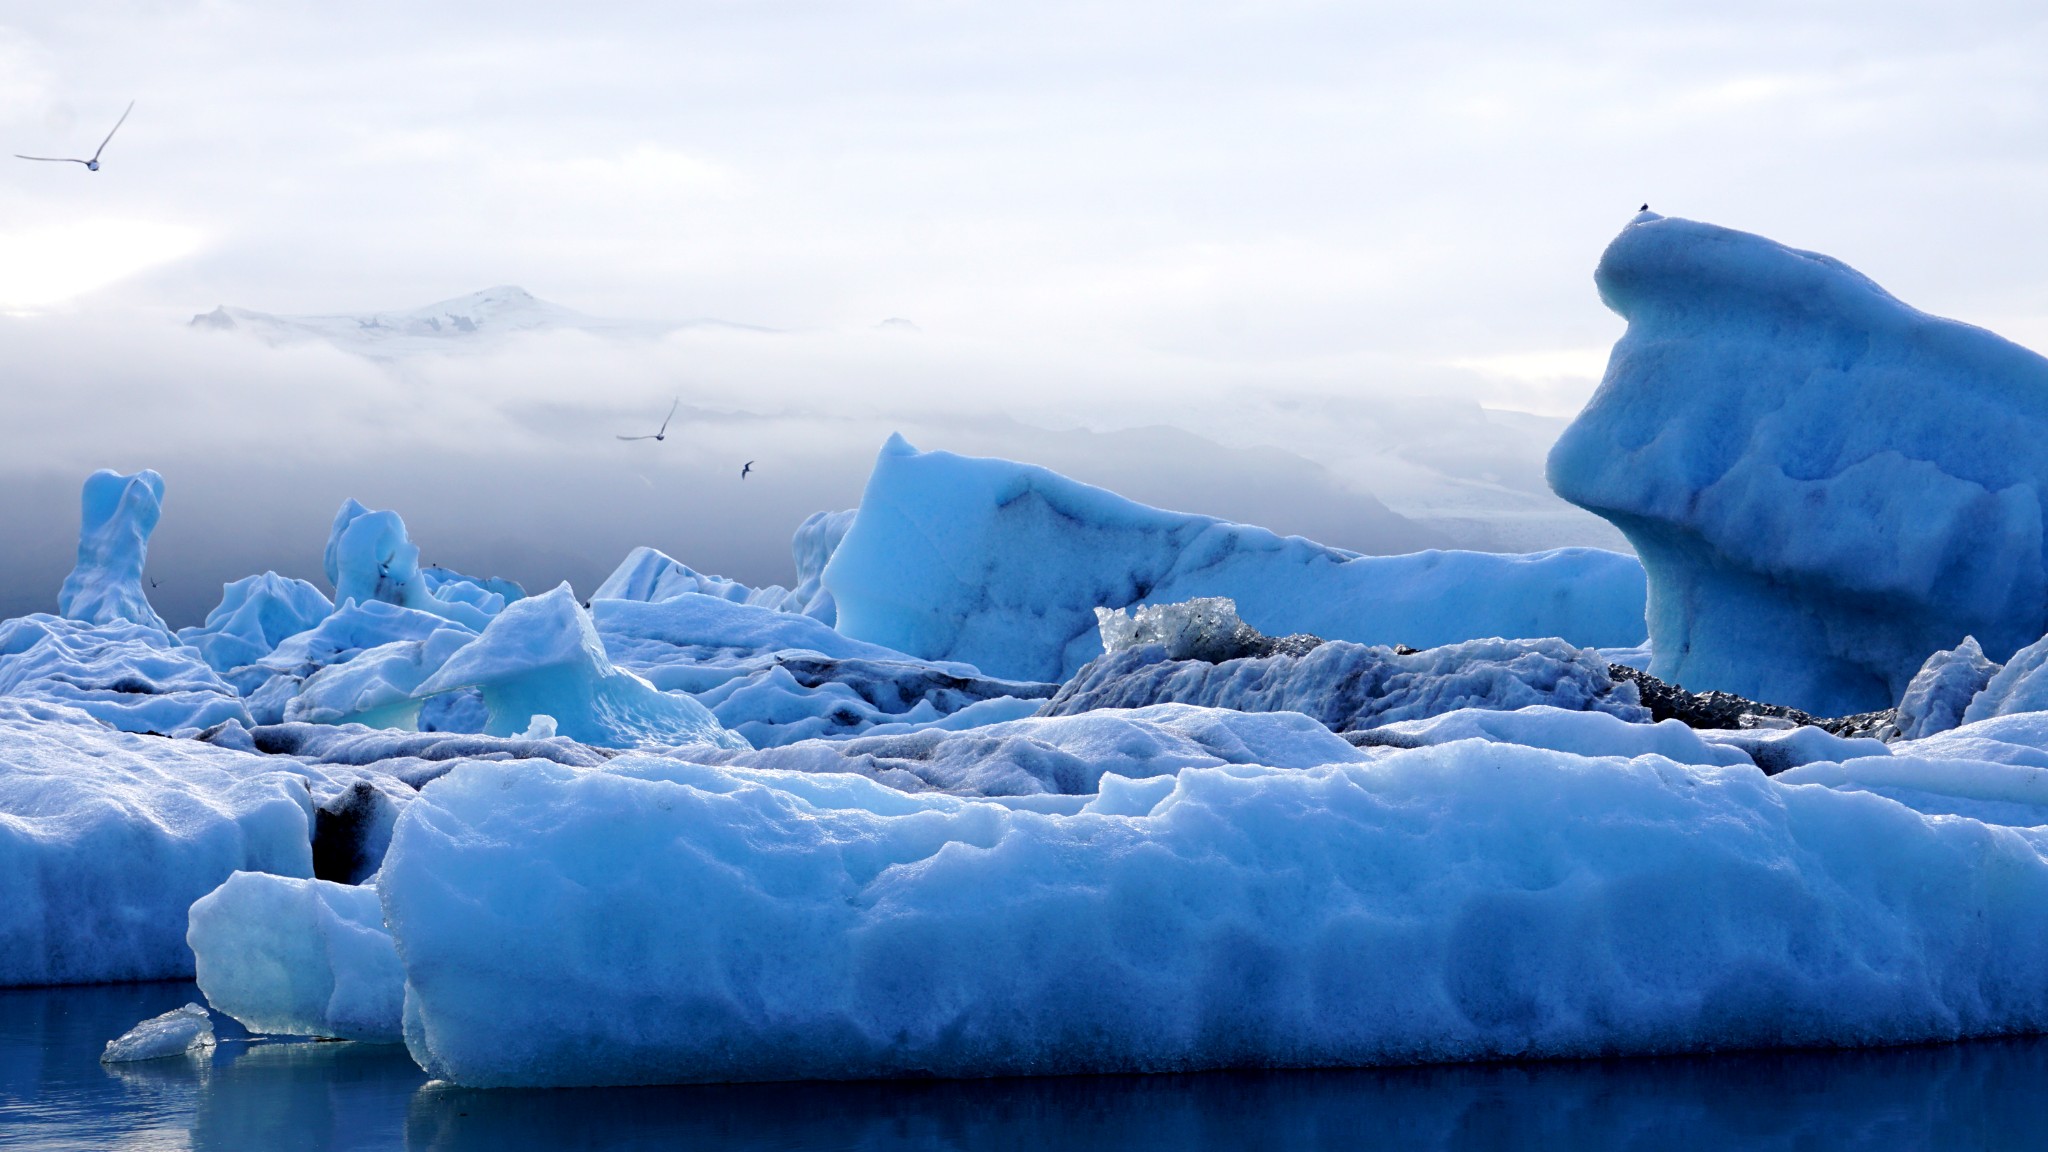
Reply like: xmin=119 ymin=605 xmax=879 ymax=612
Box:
xmin=189 ymin=286 xmax=742 ymax=357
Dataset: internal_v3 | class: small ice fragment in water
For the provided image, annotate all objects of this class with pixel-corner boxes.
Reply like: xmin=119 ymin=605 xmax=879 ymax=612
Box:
xmin=101 ymin=1003 xmax=216 ymax=1063
xmin=522 ymin=713 xmax=558 ymax=739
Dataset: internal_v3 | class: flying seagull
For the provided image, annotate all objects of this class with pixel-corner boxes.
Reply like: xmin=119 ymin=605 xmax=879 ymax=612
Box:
xmin=617 ymin=398 xmax=680 ymax=442
xmin=16 ymin=101 xmax=134 ymax=171
xmin=741 ymin=461 xmax=753 ymax=480
xmin=1639 ymin=203 xmax=1650 ymax=211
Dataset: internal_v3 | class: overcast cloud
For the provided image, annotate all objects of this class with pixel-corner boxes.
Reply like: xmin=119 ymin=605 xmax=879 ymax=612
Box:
xmin=2 ymin=1 xmax=2046 ymax=623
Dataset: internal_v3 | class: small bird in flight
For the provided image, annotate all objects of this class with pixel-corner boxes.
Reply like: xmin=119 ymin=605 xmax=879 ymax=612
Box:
xmin=17 ymin=101 xmax=134 ymax=171
xmin=741 ymin=461 xmax=754 ymax=480
xmin=617 ymin=398 xmax=679 ymax=442
xmin=1639 ymin=203 xmax=1650 ymax=211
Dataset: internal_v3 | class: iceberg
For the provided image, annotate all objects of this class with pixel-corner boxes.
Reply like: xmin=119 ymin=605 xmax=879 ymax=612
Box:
xmin=0 ymin=614 xmax=251 ymax=733
xmin=100 ymin=1003 xmax=216 ymax=1063
xmin=1962 ymin=632 xmax=2048 ymax=726
xmin=324 ymin=499 xmax=496 ymax=630
xmin=188 ymin=872 xmax=405 ymax=1042
xmin=1549 ymin=212 xmax=2048 ymax=715
xmin=283 ymin=629 xmax=476 ymax=729
xmin=593 ymin=594 xmax=1056 ymax=748
xmin=413 ymin=585 xmax=747 ymax=749
xmin=176 ymin=573 xmax=335 ymax=674
xmin=0 ymin=700 xmax=312 ymax=985
xmin=593 ymin=509 xmax=851 ymax=623
xmin=381 ymin=747 xmax=2048 ymax=1087
xmin=57 ymin=468 xmax=169 ymax=632
xmin=243 ymin=599 xmax=476 ymax=723
xmin=822 ymin=436 xmax=1648 ymax=682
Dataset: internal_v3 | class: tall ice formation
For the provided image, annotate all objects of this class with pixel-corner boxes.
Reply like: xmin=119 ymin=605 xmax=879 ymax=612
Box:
xmin=57 ymin=469 xmax=169 ymax=631
xmin=1550 ymin=212 xmax=2048 ymax=715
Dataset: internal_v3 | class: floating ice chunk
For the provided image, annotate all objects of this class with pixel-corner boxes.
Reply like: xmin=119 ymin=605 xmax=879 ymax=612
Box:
xmin=324 ymin=500 xmax=495 ymax=630
xmin=57 ymin=469 xmax=168 ymax=631
xmin=1095 ymin=597 xmax=1318 ymax=662
xmin=383 ymin=747 xmax=2048 ymax=1087
xmin=283 ymin=629 xmax=475 ymax=729
xmin=177 ymin=573 xmax=335 ymax=673
xmin=0 ymin=700 xmax=312 ymax=985
xmin=1549 ymin=214 xmax=2048 ymax=715
xmin=523 ymin=714 xmax=557 ymax=739
xmin=1896 ymin=638 xmax=2000 ymax=739
xmin=0 ymin=614 xmax=251 ymax=733
xmin=100 ymin=1003 xmax=216 ymax=1063
xmin=188 ymin=872 xmax=404 ymax=1042
xmin=593 ymin=594 xmax=1056 ymax=748
xmin=414 ymin=585 xmax=747 ymax=750
xmin=1962 ymin=633 xmax=2048 ymax=726
xmin=821 ymin=436 xmax=1647 ymax=682
xmin=1044 ymin=634 xmax=1645 ymax=733
xmin=693 ymin=702 xmax=1365 ymax=795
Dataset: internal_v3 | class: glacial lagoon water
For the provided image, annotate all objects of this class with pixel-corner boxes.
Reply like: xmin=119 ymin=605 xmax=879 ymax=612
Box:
xmin=6 ymin=980 xmax=2048 ymax=1151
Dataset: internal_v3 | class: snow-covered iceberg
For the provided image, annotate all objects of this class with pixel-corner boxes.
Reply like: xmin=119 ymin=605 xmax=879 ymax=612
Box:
xmin=593 ymin=594 xmax=1056 ymax=748
xmin=188 ymin=871 xmax=404 ymax=1042
xmin=823 ymin=436 xmax=1648 ymax=682
xmin=1898 ymin=638 xmax=2000 ymax=739
xmin=324 ymin=499 xmax=498 ymax=630
xmin=593 ymin=509 xmax=851 ymax=623
xmin=413 ymin=585 xmax=747 ymax=749
xmin=0 ymin=614 xmax=251 ymax=733
xmin=1549 ymin=212 xmax=2048 ymax=715
xmin=57 ymin=468 xmax=169 ymax=632
xmin=381 ymin=747 xmax=2048 ymax=1088
xmin=0 ymin=700 xmax=312 ymax=985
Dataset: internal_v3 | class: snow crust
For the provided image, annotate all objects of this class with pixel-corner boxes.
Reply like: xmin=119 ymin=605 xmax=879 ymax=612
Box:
xmin=415 ymin=585 xmax=746 ymax=749
xmin=692 ymin=703 xmax=1365 ymax=796
xmin=1045 ymin=635 xmax=1645 ymax=733
xmin=57 ymin=468 xmax=169 ymax=632
xmin=100 ymin=1003 xmax=215 ymax=1063
xmin=382 ymin=747 xmax=2048 ymax=1087
xmin=0 ymin=614 xmax=251 ymax=733
xmin=189 ymin=871 xmax=404 ymax=1042
xmin=1550 ymin=213 xmax=2048 ymax=715
xmin=824 ymin=435 xmax=1648 ymax=682
xmin=0 ymin=700 xmax=312 ymax=985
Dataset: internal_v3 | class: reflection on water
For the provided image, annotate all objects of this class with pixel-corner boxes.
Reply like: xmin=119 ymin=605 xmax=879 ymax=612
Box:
xmin=6 ymin=980 xmax=2048 ymax=1151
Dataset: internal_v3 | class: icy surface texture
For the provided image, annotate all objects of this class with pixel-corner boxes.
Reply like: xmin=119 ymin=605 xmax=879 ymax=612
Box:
xmin=283 ymin=630 xmax=475 ymax=729
xmin=243 ymin=599 xmax=477 ymax=724
xmin=1781 ymin=752 xmax=2048 ymax=828
xmin=1356 ymin=706 xmax=1752 ymax=766
xmin=1962 ymin=632 xmax=2048 ymax=726
xmin=324 ymin=499 xmax=496 ymax=629
xmin=176 ymin=573 xmax=335 ymax=674
xmin=787 ymin=509 xmax=856 ymax=623
xmin=1549 ymin=213 xmax=2048 ymax=715
xmin=693 ymin=703 xmax=1365 ymax=796
xmin=57 ymin=469 xmax=169 ymax=632
xmin=383 ymin=748 xmax=2048 ymax=1088
xmin=0 ymin=614 xmax=251 ymax=733
xmin=189 ymin=872 xmax=404 ymax=1042
xmin=100 ymin=1004 xmax=215 ymax=1063
xmin=594 ymin=546 xmax=796 ymax=610
xmin=593 ymin=594 xmax=1056 ymax=748
xmin=415 ymin=585 xmax=747 ymax=750
xmin=1096 ymin=597 xmax=1319 ymax=662
xmin=225 ymin=720 xmax=613 ymax=776
xmin=1894 ymin=713 xmax=2048 ymax=770
xmin=1898 ymin=638 xmax=2001 ymax=739
xmin=1043 ymin=635 xmax=1646 ymax=733
xmin=0 ymin=700 xmax=312 ymax=985
xmin=823 ymin=435 xmax=1649 ymax=682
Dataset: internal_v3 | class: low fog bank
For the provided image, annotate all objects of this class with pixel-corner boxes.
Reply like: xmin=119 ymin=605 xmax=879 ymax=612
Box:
xmin=0 ymin=310 xmax=1621 ymax=627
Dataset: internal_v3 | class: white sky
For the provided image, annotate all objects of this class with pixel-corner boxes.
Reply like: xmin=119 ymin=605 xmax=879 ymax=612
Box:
xmin=2 ymin=1 xmax=2046 ymax=618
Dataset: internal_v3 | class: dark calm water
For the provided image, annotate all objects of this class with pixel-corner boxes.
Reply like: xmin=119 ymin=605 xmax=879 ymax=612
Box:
xmin=5 ymin=981 xmax=2047 ymax=1151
